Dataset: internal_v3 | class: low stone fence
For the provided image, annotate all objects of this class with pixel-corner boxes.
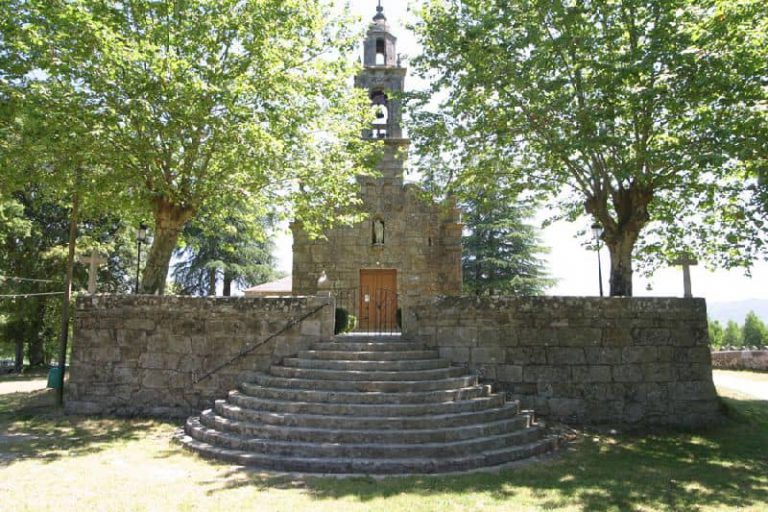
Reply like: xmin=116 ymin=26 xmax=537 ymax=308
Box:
xmin=711 ymin=350 xmax=768 ymax=371
xmin=65 ymin=295 xmax=334 ymax=417
xmin=403 ymin=296 xmax=721 ymax=428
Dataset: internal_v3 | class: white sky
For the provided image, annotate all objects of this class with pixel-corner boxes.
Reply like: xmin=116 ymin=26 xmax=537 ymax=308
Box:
xmin=270 ymin=0 xmax=768 ymax=303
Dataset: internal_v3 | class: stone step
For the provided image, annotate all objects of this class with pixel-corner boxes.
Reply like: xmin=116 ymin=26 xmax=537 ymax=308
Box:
xmin=281 ymin=357 xmax=449 ymax=371
xmin=178 ymin=429 xmax=557 ymax=475
xmin=227 ymin=391 xmax=507 ymax=417
xmin=237 ymin=383 xmax=492 ymax=405
xmin=186 ymin=416 xmax=541 ymax=459
xmin=269 ymin=365 xmax=467 ymax=382
xmin=333 ymin=334 xmax=409 ymax=343
xmin=310 ymin=342 xmax=427 ymax=352
xmin=298 ymin=349 xmax=439 ymax=361
xmin=249 ymin=372 xmax=478 ymax=393
xmin=199 ymin=409 xmax=530 ymax=444
xmin=214 ymin=400 xmax=520 ymax=430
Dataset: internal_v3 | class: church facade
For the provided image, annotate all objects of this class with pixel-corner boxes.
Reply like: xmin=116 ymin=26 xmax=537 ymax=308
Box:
xmin=291 ymin=5 xmax=462 ymax=330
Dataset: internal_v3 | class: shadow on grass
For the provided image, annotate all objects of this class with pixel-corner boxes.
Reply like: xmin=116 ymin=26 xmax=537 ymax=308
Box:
xmin=201 ymin=397 xmax=768 ymax=511
xmin=0 ymin=386 xmax=176 ymax=466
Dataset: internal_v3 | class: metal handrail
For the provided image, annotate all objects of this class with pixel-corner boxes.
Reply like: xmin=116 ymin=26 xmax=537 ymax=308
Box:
xmin=192 ymin=302 xmax=330 ymax=384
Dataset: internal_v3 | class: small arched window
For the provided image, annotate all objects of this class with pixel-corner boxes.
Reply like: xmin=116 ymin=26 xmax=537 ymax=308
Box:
xmin=370 ymin=91 xmax=389 ymax=138
xmin=375 ymin=38 xmax=386 ymax=65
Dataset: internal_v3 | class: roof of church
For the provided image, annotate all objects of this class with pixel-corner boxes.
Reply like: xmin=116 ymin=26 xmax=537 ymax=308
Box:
xmin=243 ymin=275 xmax=293 ymax=297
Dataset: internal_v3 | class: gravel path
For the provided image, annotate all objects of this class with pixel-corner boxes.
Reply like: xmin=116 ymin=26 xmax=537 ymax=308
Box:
xmin=713 ymin=370 xmax=768 ymax=400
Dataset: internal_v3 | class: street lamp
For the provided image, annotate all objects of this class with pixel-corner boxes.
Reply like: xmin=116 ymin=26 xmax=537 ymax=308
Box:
xmin=591 ymin=222 xmax=604 ymax=297
xmin=135 ymin=223 xmax=148 ymax=294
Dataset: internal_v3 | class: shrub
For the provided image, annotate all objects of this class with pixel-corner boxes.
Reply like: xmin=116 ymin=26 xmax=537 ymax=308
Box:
xmin=334 ymin=308 xmax=349 ymax=335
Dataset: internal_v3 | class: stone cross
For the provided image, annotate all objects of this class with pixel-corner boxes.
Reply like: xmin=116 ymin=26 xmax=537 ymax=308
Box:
xmin=78 ymin=249 xmax=108 ymax=294
xmin=671 ymin=253 xmax=698 ymax=298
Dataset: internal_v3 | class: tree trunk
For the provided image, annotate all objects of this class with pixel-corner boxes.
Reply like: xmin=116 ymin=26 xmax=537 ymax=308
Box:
xmin=14 ymin=339 xmax=23 ymax=373
xmin=207 ymin=268 xmax=217 ymax=296
xmin=585 ymin=182 xmax=653 ymax=297
xmin=57 ymin=188 xmax=79 ymax=404
xmin=223 ymin=272 xmax=233 ymax=297
xmin=141 ymin=197 xmax=195 ymax=295
xmin=27 ymin=301 xmax=46 ymax=367
xmin=605 ymin=233 xmax=636 ymax=297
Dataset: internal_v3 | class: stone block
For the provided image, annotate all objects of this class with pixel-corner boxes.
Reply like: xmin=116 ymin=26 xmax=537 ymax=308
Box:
xmin=572 ymin=365 xmax=612 ymax=383
xmin=547 ymin=347 xmax=586 ymax=365
xmin=523 ymin=365 xmax=571 ymax=383
xmin=642 ymin=363 xmax=674 ymax=382
xmin=506 ymin=347 xmax=547 ymax=365
xmin=125 ymin=318 xmax=156 ymax=331
xmin=559 ymin=327 xmax=602 ymax=346
xmin=300 ymin=320 xmax=322 ymax=336
xmin=602 ymin=327 xmax=634 ymax=346
xmin=438 ymin=347 xmax=469 ymax=363
xmin=584 ymin=347 xmax=622 ymax=365
xmin=622 ymin=347 xmax=657 ymax=364
xmin=497 ymin=365 xmax=523 ymax=383
xmin=612 ymin=365 xmax=643 ymax=383
xmin=471 ymin=347 xmax=506 ymax=364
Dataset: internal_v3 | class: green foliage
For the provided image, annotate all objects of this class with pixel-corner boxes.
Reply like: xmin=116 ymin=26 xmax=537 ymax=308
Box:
xmin=410 ymin=0 xmax=768 ymax=296
xmin=722 ymin=320 xmax=743 ymax=348
xmin=2 ymin=0 xmax=381 ymax=294
xmin=460 ymin=179 xmax=553 ymax=296
xmin=334 ymin=308 xmax=350 ymax=335
xmin=742 ymin=311 xmax=768 ymax=347
xmin=708 ymin=319 xmax=724 ymax=348
xmin=172 ymin=200 xmax=277 ymax=296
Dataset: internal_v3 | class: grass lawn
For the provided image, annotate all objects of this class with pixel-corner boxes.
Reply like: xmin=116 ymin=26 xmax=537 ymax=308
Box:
xmin=0 ymin=373 xmax=766 ymax=511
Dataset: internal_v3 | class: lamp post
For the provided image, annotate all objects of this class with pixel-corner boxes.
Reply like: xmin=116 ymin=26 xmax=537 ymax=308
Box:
xmin=591 ymin=222 xmax=604 ymax=297
xmin=135 ymin=223 xmax=148 ymax=294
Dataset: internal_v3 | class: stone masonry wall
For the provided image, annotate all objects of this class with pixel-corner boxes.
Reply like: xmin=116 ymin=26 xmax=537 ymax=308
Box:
xmin=66 ymin=295 xmax=334 ymax=417
xmin=403 ymin=296 xmax=721 ymax=428
xmin=711 ymin=350 xmax=768 ymax=371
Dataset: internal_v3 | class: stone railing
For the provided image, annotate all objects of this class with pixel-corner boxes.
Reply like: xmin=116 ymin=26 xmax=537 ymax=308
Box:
xmin=65 ymin=294 xmax=334 ymax=417
xmin=711 ymin=349 xmax=768 ymax=371
xmin=403 ymin=296 xmax=721 ymax=428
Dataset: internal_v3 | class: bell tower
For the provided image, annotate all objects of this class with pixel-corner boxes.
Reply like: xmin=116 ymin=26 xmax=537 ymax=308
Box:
xmin=355 ymin=1 xmax=408 ymax=180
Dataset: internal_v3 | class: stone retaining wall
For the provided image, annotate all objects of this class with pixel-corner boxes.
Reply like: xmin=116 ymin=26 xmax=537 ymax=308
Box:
xmin=711 ymin=350 xmax=768 ymax=371
xmin=403 ymin=296 xmax=721 ymax=427
xmin=65 ymin=295 xmax=334 ymax=417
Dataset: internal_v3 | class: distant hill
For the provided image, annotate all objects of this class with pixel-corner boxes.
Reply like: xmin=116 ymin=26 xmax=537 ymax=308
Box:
xmin=706 ymin=299 xmax=768 ymax=324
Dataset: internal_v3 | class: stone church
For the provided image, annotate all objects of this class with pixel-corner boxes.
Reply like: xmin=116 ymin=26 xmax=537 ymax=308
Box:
xmin=290 ymin=4 xmax=463 ymax=330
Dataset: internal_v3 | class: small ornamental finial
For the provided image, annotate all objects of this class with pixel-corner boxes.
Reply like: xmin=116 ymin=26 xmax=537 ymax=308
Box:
xmin=374 ymin=0 xmax=386 ymax=21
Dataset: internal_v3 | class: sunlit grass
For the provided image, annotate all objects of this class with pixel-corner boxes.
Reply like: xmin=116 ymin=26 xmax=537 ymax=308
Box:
xmin=0 ymin=374 xmax=766 ymax=511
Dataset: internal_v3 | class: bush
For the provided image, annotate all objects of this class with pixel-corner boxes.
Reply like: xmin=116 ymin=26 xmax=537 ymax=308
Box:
xmin=334 ymin=308 xmax=349 ymax=335
xmin=347 ymin=314 xmax=357 ymax=333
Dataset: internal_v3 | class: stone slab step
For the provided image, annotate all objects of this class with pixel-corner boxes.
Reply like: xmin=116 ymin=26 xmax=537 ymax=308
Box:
xmin=311 ymin=342 xmax=427 ymax=352
xmin=199 ymin=410 xmax=530 ymax=444
xmin=239 ymin=382 xmax=491 ymax=404
xmin=269 ymin=365 xmax=467 ymax=382
xmin=229 ymin=389 xmax=500 ymax=412
xmin=281 ymin=357 xmax=449 ymax=371
xmin=249 ymin=372 xmax=478 ymax=393
xmin=298 ymin=349 xmax=439 ymax=361
xmin=177 ymin=430 xmax=557 ymax=475
xmin=186 ymin=417 xmax=541 ymax=459
xmin=214 ymin=400 xmax=520 ymax=430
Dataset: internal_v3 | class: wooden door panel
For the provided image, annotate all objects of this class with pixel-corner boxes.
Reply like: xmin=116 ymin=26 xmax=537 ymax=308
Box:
xmin=359 ymin=269 xmax=398 ymax=332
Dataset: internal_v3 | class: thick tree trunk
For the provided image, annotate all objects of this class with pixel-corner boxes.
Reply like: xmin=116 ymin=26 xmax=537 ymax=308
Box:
xmin=605 ymin=233 xmax=637 ymax=297
xmin=141 ymin=197 xmax=194 ymax=295
xmin=585 ymin=182 xmax=653 ymax=297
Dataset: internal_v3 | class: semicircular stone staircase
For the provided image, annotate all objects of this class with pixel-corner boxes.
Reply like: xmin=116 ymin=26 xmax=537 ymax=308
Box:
xmin=178 ymin=333 xmax=557 ymax=475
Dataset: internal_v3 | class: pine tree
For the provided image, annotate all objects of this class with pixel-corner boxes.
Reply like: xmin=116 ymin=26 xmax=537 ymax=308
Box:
xmin=461 ymin=186 xmax=553 ymax=296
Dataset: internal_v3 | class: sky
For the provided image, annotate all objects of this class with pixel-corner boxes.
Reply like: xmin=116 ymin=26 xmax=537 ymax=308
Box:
xmin=270 ymin=0 xmax=768 ymax=305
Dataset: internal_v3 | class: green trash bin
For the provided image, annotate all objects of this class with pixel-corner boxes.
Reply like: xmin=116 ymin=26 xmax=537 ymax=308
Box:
xmin=47 ymin=367 xmax=62 ymax=389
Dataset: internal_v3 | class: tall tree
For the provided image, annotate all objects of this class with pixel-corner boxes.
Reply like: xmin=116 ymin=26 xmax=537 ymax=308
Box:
xmin=460 ymin=180 xmax=552 ymax=296
xmin=410 ymin=0 xmax=768 ymax=296
xmin=722 ymin=320 xmax=743 ymax=348
xmin=4 ymin=0 xmax=379 ymax=294
xmin=173 ymin=201 xmax=277 ymax=297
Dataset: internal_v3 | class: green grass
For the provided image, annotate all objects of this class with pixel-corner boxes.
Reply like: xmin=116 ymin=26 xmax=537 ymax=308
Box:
xmin=0 ymin=374 xmax=766 ymax=511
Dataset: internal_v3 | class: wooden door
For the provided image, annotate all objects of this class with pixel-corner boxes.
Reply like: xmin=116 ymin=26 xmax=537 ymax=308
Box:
xmin=359 ymin=269 xmax=398 ymax=332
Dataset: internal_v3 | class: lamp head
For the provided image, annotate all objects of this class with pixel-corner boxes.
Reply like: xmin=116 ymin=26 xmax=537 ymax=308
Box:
xmin=137 ymin=223 xmax=148 ymax=242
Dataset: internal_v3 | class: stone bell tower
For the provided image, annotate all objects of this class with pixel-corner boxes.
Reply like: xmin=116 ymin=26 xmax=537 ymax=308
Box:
xmin=291 ymin=2 xmax=463 ymax=330
xmin=354 ymin=1 xmax=408 ymax=180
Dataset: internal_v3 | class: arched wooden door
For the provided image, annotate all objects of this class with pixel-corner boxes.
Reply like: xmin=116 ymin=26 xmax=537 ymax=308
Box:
xmin=359 ymin=269 xmax=398 ymax=332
